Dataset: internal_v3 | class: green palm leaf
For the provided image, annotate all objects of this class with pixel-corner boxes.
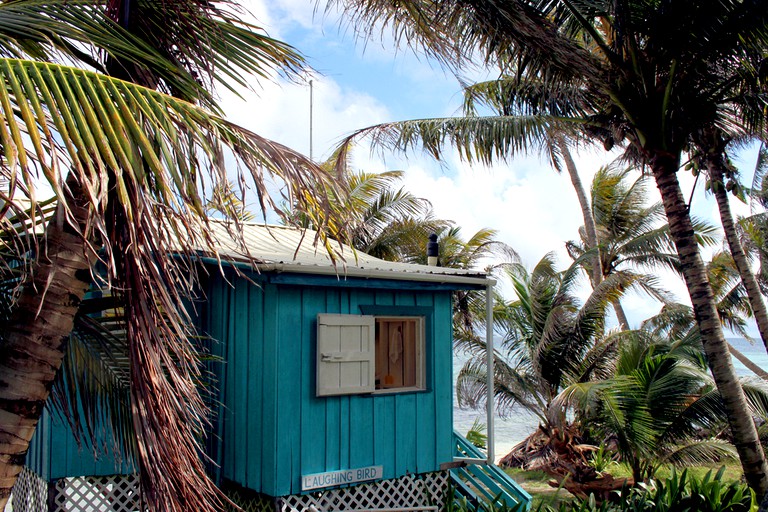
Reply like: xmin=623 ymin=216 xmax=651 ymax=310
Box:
xmin=0 ymin=58 xmax=329 ymax=235
xmin=335 ymin=115 xmax=563 ymax=168
xmin=0 ymin=0 xmax=202 ymax=98
xmin=0 ymin=58 xmax=331 ymax=511
xmin=662 ymin=440 xmax=737 ymax=468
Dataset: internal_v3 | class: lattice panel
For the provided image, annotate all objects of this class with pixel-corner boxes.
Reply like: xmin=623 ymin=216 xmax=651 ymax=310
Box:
xmin=6 ymin=467 xmax=48 ymax=512
xmin=51 ymin=474 xmax=145 ymax=512
xmin=277 ymin=471 xmax=450 ymax=512
xmin=224 ymin=483 xmax=279 ymax=512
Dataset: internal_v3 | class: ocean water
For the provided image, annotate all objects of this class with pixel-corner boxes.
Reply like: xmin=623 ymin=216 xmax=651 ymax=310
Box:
xmin=452 ymin=337 xmax=768 ymax=461
xmin=726 ymin=337 xmax=768 ymax=376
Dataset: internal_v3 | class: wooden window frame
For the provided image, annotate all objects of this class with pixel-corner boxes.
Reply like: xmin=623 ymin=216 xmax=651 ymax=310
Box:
xmin=372 ymin=316 xmax=426 ymax=394
xmin=316 ymin=306 xmax=433 ymax=397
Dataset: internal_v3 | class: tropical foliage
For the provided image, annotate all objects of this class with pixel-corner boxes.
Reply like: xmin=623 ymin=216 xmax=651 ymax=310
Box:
xmin=447 ymin=468 xmax=756 ymax=512
xmin=744 ymin=145 xmax=768 ymax=295
xmin=285 ymin=163 xmax=519 ymax=347
xmin=410 ymin=226 xmax=519 ymax=347
xmin=455 ymin=254 xmax=632 ymax=428
xmin=283 ymin=164 xmax=449 ymax=261
xmin=0 ymin=1 xmax=333 ymax=509
xmin=331 ymin=0 xmax=768 ymax=492
xmin=557 ymin=330 xmax=760 ymax=483
xmin=566 ymin=163 xmax=718 ymax=327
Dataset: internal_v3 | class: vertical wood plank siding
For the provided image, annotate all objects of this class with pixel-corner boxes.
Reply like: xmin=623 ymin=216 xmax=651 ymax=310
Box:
xmin=203 ymin=271 xmax=455 ymax=497
xmin=24 ymin=406 xmax=134 ymax=480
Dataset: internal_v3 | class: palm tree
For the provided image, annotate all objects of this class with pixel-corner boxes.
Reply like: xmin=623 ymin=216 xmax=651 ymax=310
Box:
xmin=558 ymin=330 xmax=768 ymax=484
xmin=455 ymin=253 xmax=637 ymax=465
xmin=644 ymin=251 xmax=768 ymax=381
xmin=0 ymin=1 xmax=332 ymax=509
xmin=695 ymin=137 xmax=768 ymax=354
xmin=566 ymin=163 xmax=719 ymax=328
xmin=284 ymin=166 xmax=450 ymax=262
xmin=746 ymin=145 xmax=768 ymax=295
xmin=286 ymin=162 xmax=519 ymax=352
xmin=332 ymin=0 xmax=768 ymax=493
xmin=462 ymin=81 xmax=604 ymax=289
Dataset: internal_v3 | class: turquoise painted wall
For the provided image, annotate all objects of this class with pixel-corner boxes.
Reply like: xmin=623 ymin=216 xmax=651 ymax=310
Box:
xmin=22 ymin=267 xmax=462 ymax=493
xmin=25 ymin=408 xmax=135 ymax=480
xmin=203 ymin=270 xmax=456 ymax=497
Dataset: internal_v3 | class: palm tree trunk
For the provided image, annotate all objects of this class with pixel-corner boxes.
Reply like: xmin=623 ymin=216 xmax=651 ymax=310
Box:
xmin=707 ymin=159 xmax=768 ymax=354
xmin=0 ymin=190 xmax=94 ymax=506
xmin=558 ymin=136 xmax=603 ymax=288
xmin=611 ymin=299 xmax=630 ymax=330
xmin=558 ymin=138 xmax=632 ymax=330
xmin=651 ymin=152 xmax=768 ymax=496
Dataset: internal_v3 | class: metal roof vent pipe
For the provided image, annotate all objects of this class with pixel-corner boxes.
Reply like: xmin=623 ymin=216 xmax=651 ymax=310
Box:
xmin=427 ymin=233 xmax=439 ymax=266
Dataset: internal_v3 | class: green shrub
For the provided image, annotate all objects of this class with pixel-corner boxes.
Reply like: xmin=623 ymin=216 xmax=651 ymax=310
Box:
xmin=551 ymin=468 xmax=755 ymax=512
xmin=588 ymin=444 xmax=617 ymax=475
xmin=446 ymin=468 xmax=755 ymax=512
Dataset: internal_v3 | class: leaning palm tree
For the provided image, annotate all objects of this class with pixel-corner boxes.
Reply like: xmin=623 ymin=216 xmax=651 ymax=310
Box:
xmin=0 ymin=1 xmax=332 ymax=509
xmin=693 ymin=139 xmax=768 ymax=354
xmin=332 ymin=0 xmax=768 ymax=493
xmin=566 ymin=163 xmax=719 ymax=328
xmin=744 ymin=145 xmax=768 ymax=295
xmin=644 ymin=250 xmax=768 ymax=381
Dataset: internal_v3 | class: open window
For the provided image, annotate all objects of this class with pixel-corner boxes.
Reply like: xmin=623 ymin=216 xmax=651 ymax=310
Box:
xmin=374 ymin=317 xmax=424 ymax=391
xmin=316 ymin=314 xmax=426 ymax=397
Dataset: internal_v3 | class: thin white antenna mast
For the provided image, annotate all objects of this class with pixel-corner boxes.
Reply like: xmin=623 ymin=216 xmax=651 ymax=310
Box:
xmin=309 ymin=79 xmax=314 ymax=162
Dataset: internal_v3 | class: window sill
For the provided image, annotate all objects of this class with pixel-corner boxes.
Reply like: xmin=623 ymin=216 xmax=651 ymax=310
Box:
xmin=371 ymin=386 xmax=427 ymax=396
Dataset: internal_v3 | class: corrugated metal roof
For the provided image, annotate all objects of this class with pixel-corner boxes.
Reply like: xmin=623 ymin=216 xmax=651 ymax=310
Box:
xmin=207 ymin=221 xmax=491 ymax=286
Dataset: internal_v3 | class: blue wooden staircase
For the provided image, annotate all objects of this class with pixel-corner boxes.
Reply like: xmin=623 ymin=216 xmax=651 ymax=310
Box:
xmin=450 ymin=432 xmax=532 ymax=510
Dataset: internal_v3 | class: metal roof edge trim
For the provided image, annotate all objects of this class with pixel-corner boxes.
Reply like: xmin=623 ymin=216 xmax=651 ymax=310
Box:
xmin=198 ymin=255 xmax=495 ymax=288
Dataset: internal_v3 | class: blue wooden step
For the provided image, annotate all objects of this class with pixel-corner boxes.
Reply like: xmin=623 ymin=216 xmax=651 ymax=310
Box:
xmin=450 ymin=431 xmax=532 ymax=510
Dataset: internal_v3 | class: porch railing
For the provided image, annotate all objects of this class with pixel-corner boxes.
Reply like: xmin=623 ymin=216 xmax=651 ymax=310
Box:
xmin=451 ymin=432 xmax=532 ymax=509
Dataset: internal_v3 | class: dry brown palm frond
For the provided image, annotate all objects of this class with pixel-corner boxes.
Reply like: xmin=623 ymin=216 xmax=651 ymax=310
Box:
xmin=0 ymin=58 xmax=337 ymax=511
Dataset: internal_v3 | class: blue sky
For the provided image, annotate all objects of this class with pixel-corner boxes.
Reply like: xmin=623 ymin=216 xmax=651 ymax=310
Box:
xmin=222 ymin=0 xmax=761 ymax=336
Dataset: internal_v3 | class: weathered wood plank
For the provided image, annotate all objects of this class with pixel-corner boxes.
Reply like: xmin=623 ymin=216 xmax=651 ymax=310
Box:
xmin=300 ymin=288 xmax=327 ymax=485
xmin=275 ymin=286 xmax=302 ymax=494
xmin=259 ymin=283 xmax=279 ymax=494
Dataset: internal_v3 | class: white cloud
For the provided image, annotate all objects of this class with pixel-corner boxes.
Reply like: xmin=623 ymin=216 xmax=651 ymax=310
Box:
xmin=222 ymin=0 xmax=764 ymax=338
xmin=221 ymin=74 xmax=391 ymax=161
xmin=354 ymin=146 xmax=611 ymax=266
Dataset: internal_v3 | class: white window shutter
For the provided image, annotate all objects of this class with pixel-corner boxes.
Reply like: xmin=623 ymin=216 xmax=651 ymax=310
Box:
xmin=316 ymin=314 xmax=375 ymax=396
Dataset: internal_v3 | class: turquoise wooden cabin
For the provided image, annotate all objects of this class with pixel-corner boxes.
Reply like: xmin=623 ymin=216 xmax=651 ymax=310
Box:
xmin=10 ymin=223 xmax=530 ymax=512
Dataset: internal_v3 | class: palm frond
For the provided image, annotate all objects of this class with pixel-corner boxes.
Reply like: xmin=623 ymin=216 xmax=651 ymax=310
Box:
xmin=0 ymin=58 xmax=333 ymax=512
xmin=662 ymin=440 xmax=737 ymax=468
xmin=330 ymin=0 xmax=601 ymax=82
xmin=0 ymin=58 xmax=332 ymax=252
xmin=462 ymin=76 xmax=595 ymax=122
xmin=335 ymin=115 xmax=563 ymax=169
xmin=50 ymin=296 xmax=135 ymax=465
xmin=103 ymin=0 xmax=307 ymax=102
xmin=0 ymin=0 xmax=209 ymax=101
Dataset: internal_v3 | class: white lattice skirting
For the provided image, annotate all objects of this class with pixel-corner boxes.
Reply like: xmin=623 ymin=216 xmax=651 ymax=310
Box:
xmin=51 ymin=474 xmax=145 ymax=512
xmin=8 ymin=470 xmax=448 ymax=512
xmin=277 ymin=471 xmax=450 ymax=512
xmin=6 ymin=470 xmax=145 ymax=512
xmin=6 ymin=467 xmax=48 ymax=512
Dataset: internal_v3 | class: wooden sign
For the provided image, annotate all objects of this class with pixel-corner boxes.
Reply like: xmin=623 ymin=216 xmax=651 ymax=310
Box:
xmin=301 ymin=465 xmax=383 ymax=491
